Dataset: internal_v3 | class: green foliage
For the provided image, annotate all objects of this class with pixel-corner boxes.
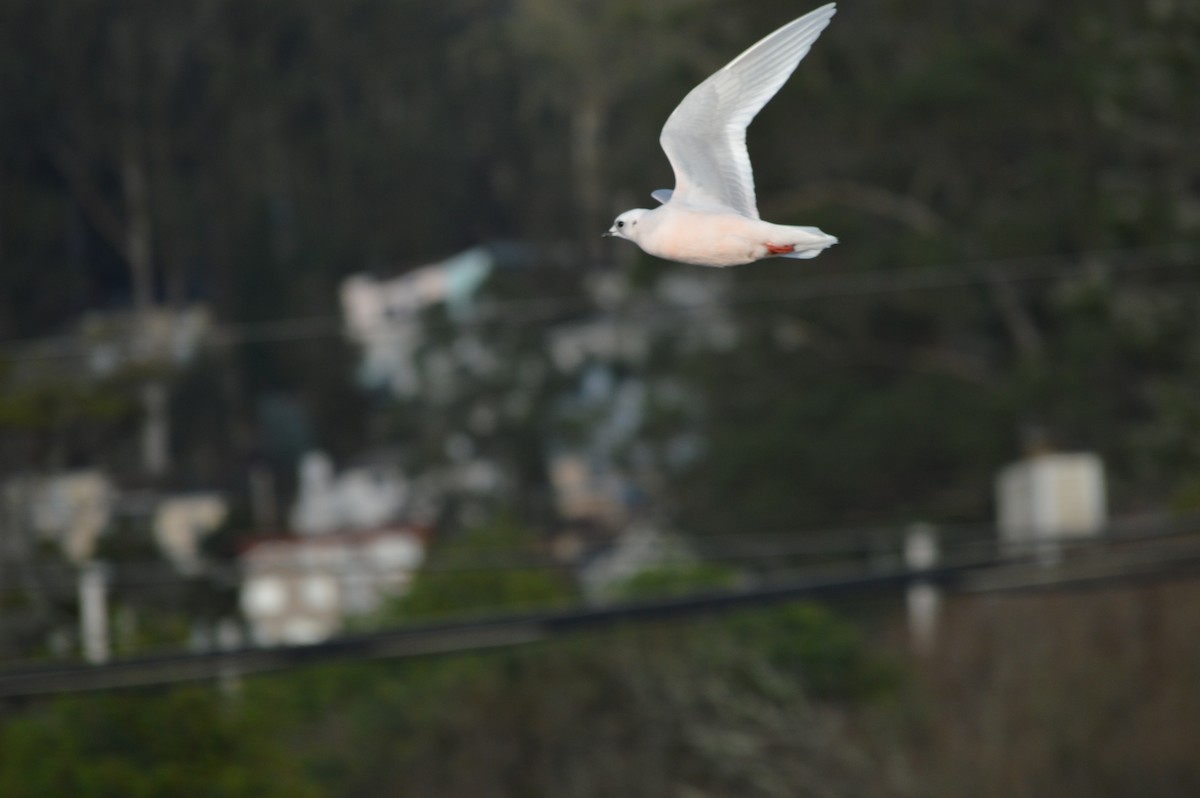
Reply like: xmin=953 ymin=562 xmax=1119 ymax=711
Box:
xmin=246 ymin=598 xmax=902 ymax=796
xmin=381 ymin=515 xmax=577 ymax=621
xmin=724 ymin=603 xmax=899 ymax=700
xmin=611 ymin=562 xmax=740 ymax=599
xmin=0 ymin=361 xmax=138 ymax=469
xmin=679 ymin=353 xmax=1010 ymax=532
xmin=392 ymin=566 xmax=574 ymax=620
xmin=0 ymin=593 xmax=899 ymax=797
xmin=0 ymin=688 xmax=321 ymax=798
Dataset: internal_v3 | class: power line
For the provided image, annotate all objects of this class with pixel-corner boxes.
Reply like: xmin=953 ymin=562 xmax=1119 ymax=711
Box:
xmin=128 ymin=244 xmax=1200 ymax=341
xmin=0 ymin=555 xmax=1001 ymax=698
xmin=2 ymin=512 xmax=1195 ymax=593
xmin=3 ymin=242 xmax=1196 ymax=361
xmin=7 ymin=542 xmax=1200 ymax=696
xmin=6 ymin=525 xmax=1200 ymax=697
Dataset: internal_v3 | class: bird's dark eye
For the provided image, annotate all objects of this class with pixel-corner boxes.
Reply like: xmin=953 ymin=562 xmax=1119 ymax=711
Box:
xmin=616 ymin=220 xmax=624 ymax=228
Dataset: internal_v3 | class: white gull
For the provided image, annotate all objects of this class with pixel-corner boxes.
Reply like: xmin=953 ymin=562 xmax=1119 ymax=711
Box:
xmin=605 ymin=3 xmax=839 ymax=267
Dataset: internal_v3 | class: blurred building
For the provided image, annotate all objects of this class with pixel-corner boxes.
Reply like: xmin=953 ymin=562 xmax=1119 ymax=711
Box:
xmin=10 ymin=305 xmax=212 ymax=476
xmin=238 ymin=527 xmax=426 ymax=646
xmin=3 ymin=470 xmax=115 ymax=563
xmin=548 ymin=453 xmax=631 ymax=529
xmin=996 ymin=451 xmax=1107 ymax=561
xmin=153 ymin=493 xmax=228 ymax=574
xmin=78 ymin=305 xmax=211 ymax=375
xmin=341 ymin=247 xmax=494 ymax=395
xmin=11 ymin=305 xmax=211 ymax=381
xmin=290 ymin=451 xmax=409 ymax=536
xmin=2 ymin=473 xmax=233 ymax=571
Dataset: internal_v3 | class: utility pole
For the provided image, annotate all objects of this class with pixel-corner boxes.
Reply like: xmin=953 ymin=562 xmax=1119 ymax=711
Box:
xmin=905 ymin=523 xmax=940 ymax=655
xmin=79 ymin=563 xmax=110 ymax=664
xmin=116 ymin=18 xmax=170 ymax=480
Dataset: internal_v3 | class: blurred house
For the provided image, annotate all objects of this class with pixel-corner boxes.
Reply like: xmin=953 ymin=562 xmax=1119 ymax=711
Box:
xmin=996 ymin=451 xmax=1107 ymax=561
xmin=3 ymin=471 xmax=115 ymax=563
xmin=2 ymin=473 xmax=234 ymax=571
xmin=290 ymin=450 xmax=409 ymax=536
xmin=545 ymin=273 xmax=724 ymax=545
xmin=12 ymin=305 xmax=210 ymax=381
xmin=10 ymin=305 xmax=212 ymax=476
xmin=79 ymin=305 xmax=211 ymax=375
xmin=341 ymin=246 xmax=494 ymax=395
xmin=548 ymin=453 xmax=631 ymax=530
xmin=546 ymin=363 xmax=648 ymax=545
xmin=152 ymin=493 xmax=228 ymax=573
xmin=238 ymin=527 xmax=426 ymax=646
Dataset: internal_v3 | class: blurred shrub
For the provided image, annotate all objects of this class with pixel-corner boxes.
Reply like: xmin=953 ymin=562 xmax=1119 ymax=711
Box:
xmin=0 ymin=688 xmax=320 ymax=798
xmin=379 ymin=515 xmax=577 ymax=621
xmin=610 ymin=562 xmax=741 ymax=599
xmin=723 ymin=602 xmax=900 ymax=700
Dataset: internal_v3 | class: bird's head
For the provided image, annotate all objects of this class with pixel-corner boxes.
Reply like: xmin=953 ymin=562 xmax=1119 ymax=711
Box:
xmin=604 ymin=209 xmax=648 ymax=241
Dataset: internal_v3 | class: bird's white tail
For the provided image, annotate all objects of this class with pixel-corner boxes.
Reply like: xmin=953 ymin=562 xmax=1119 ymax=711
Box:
xmin=774 ymin=225 xmax=838 ymax=259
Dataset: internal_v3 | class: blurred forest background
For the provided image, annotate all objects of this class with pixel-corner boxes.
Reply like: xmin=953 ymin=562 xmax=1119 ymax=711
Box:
xmin=1 ymin=0 xmax=1199 ymax=795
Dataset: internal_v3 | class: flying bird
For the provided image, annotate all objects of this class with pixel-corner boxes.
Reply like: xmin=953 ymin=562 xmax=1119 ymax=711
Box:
xmin=605 ymin=4 xmax=838 ymax=267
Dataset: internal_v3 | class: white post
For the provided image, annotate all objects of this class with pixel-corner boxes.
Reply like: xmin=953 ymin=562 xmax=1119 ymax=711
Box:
xmin=905 ymin=524 xmax=941 ymax=655
xmin=79 ymin=563 xmax=110 ymax=664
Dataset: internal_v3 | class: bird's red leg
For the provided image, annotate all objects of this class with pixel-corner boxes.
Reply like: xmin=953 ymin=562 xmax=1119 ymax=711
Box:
xmin=765 ymin=243 xmax=795 ymax=255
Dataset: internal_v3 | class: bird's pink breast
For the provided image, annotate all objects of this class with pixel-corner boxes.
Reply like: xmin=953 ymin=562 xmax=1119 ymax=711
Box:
xmin=642 ymin=210 xmax=766 ymax=267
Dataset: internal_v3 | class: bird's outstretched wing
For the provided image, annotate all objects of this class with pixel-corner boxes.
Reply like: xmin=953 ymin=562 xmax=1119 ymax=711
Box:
xmin=659 ymin=4 xmax=836 ymax=218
